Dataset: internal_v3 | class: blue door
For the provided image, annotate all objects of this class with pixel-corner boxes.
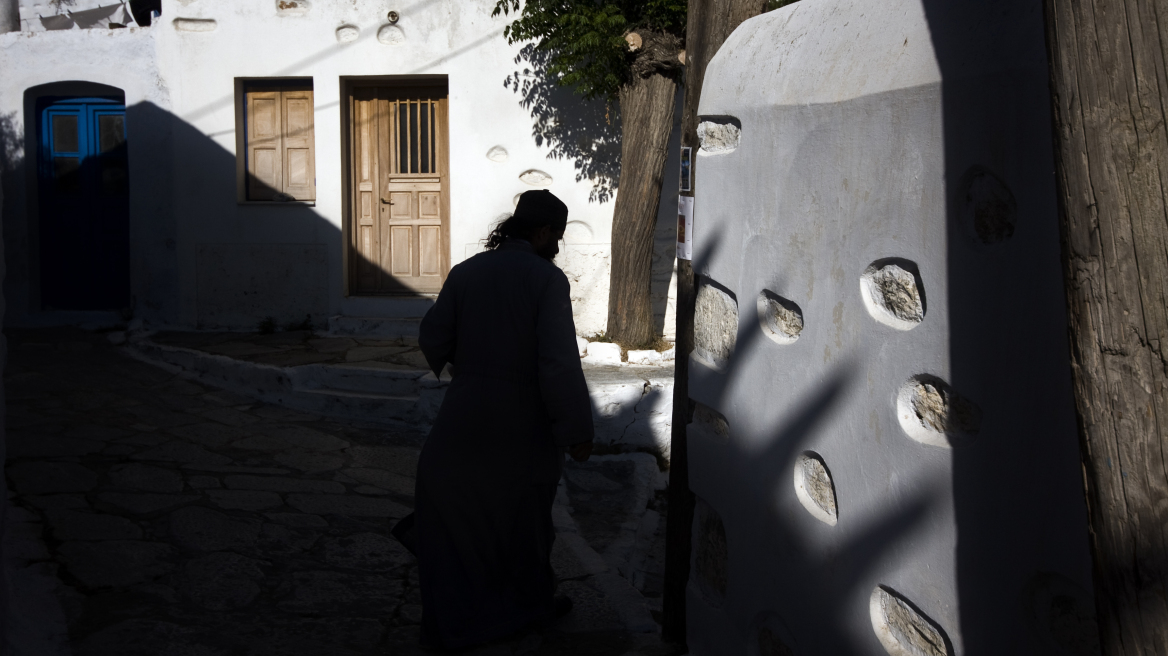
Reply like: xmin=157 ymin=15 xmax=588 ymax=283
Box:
xmin=37 ymin=97 xmax=130 ymax=310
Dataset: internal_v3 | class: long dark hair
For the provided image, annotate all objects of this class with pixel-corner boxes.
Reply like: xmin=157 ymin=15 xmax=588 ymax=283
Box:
xmin=485 ymin=213 xmax=537 ymax=250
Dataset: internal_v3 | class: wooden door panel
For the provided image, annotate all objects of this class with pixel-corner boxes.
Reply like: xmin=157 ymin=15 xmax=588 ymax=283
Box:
xmin=282 ymin=92 xmax=315 ymax=199
xmin=420 ymin=226 xmax=441 ymax=276
xmin=358 ymin=224 xmax=376 ymax=289
xmin=287 ymin=148 xmax=310 ymax=187
xmin=390 ymin=226 xmax=412 ymax=275
xmin=247 ymin=93 xmax=282 ymax=199
xmin=389 ymin=192 xmax=412 ymax=220
xmin=420 ymin=192 xmax=440 ymax=218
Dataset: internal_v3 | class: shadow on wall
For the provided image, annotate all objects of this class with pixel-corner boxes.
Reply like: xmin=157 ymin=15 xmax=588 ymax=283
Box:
xmin=138 ymin=100 xmax=438 ymax=330
xmin=687 ymin=235 xmax=936 ymax=654
xmin=918 ymin=2 xmax=1100 ymax=653
xmin=505 ymin=44 xmax=622 ymax=204
xmin=1 ymin=93 xmax=419 ymax=331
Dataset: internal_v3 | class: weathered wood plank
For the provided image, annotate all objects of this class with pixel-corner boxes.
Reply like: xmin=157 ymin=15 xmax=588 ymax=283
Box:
xmin=1044 ymin=0 xmax=1168 ymax=652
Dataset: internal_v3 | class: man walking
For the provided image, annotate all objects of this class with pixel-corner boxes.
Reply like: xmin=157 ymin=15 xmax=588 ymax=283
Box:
xmin=413 ymin=189 xmax=594 ymax=650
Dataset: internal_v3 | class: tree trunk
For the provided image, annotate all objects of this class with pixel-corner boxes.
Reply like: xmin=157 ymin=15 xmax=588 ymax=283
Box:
xmin=0 ymin=0 xmax=18 ymax=33
xmin=1044 ymin=1 xmax=1168 ymax=654
xmin=606 ymin=34 xmax=680 ymax=346
xmin=661 ymin=0 xmax=767 ymax=645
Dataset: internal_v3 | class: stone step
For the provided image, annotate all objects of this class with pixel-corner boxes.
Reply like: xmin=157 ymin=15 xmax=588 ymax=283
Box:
xmin=126 ymin=340 xmax=443 ymax=427
xmin=128 ymin=338 xmax=675 ymax=458
xmin=290 ymin=363 xmax=429 ymax=396
xmin=327 ymin=316 xmax=422 ymax=338
xmin=293 ymin=388 xmax=422 ymax=423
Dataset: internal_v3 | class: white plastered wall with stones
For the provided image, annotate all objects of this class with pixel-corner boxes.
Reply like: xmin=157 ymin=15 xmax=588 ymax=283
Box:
xmin=684 ymin=1 xmax=1096 ymax=655
xmin=1 ymin=0 xmax=680 ymax=338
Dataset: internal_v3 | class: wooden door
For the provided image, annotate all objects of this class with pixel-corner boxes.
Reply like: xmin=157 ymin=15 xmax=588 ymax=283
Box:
xmin=349 ymin=85 xmax=448 ymax=294
xmin=37 ymin=96 xmax=130 ymax=310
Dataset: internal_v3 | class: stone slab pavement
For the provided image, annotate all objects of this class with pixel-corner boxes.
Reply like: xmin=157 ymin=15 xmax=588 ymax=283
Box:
xmin=3 ymin=328 xmax=680 ymax=656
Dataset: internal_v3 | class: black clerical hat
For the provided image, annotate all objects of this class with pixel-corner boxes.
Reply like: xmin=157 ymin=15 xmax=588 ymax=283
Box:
xmin=512 ymin=190 xmax=568 ymax=229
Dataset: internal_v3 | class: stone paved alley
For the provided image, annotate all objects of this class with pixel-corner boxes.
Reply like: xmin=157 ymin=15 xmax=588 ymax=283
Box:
xmin=3 ymin=328 xmax=678 ymax=656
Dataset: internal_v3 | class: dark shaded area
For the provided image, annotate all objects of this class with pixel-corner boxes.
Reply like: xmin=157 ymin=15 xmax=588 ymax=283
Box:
xmin=3 ymin=327 xmax=425 ymax=654
xmin=919 ymin=1 xmax=1099 ymax=653
xmin=505 ymin=44 xmax=622 ymax=203
xmin=3 ymin=328 xmax=682 ymax=655
xmin=127 ymin=0 xmax=160 ymax=27
xmin=34 ymin=93 xmax=130 ymax=311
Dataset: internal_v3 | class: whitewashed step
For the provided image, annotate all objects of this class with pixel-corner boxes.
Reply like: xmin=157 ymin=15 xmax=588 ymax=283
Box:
xmin=291 ymin=363 xmax=428 ymax=396
xmin=127 ymin=340 xmax=444 ymax=426
xmin=293 ymin=388 xmax=421 ymax=422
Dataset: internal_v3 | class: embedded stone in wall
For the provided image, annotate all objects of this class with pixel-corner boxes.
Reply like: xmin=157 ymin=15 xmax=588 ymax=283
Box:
xmin=757 ymin=290 xmax=803 ymax=344
xmin=694 ymin=280 xmax=738 ymax=369
xmin=377 ymin=24 xmax=405 ymax=45
xmin=692 ymin=402 xmax=730 ymax=443
xmin=697 ymin=116 xmax=741 ymax=154
xmin=860 ymin=260 xmax=925 ymax=330
xmin=869 ymin=586 xmax=952 ymax=656
xmin=793 ymin=452 xmax=837 ymax=526
xmin=275 ymin=0 xmax=310 ymax=16
xmin=896 ymin=375 xmax=981 ymax=448
xmin=335 ymin=25 xmax=359 ymax=43
xmin=959 ymin=166 xmax=1017 ymax=245
xmin=519 ymin=169 xmax=553 ymax=187
xmin=173 ymin=18 xmax=217 ymax=32
xmin=486 ymin=145 xmax=509 ymax=162
xmin=695 ymin=498 xmax=728 ymax=601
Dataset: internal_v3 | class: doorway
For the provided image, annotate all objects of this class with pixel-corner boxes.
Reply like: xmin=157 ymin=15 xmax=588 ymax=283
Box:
xmin=36 ymin=96 xmax=130 ymax=310
xmin=347 ymin=82 xmax=449 ymax=295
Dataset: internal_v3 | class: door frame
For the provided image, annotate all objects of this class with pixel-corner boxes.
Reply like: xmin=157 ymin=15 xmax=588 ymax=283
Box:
xmin=340 ymin=75 xmax=450 ymax=297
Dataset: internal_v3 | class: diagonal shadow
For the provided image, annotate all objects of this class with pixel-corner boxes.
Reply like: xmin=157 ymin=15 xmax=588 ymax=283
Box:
xmin=680 ymin=234 xmax=936 ymax=654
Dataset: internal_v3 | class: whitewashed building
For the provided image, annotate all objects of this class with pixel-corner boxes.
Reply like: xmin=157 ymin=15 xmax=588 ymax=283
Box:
xmin=0 ymin=0 xmax=681 ymax=337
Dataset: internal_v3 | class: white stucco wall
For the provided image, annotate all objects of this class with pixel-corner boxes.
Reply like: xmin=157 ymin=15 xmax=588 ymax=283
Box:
xmin=1 ymin=0 xmax=681 ymax=337
xmin=685 ymin=1 xmax=1095 ymax=655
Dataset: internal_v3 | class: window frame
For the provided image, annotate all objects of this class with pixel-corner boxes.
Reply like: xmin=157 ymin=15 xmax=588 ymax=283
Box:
xmin=234 ymin=77 xmax=317 ymax=205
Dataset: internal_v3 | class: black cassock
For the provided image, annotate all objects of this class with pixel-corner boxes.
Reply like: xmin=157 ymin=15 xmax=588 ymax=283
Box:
xmin=413 ymin=240 xmax=593 ymax=649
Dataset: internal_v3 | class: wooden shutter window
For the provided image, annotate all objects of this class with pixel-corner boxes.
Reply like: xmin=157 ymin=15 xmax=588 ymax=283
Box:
xmin=245 ymin=84 xmax=315 ymax=202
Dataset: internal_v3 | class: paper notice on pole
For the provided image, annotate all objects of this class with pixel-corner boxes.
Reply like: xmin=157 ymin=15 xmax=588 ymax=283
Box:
xmin=676 ymin=195 xmax=694 ymax=260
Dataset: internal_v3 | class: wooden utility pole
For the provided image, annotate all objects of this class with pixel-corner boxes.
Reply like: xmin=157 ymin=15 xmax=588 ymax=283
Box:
xmin=1044 ymin=2 xmax=1168 ymax=654
xmin=661 ymin=0 xmax=768 ymax=645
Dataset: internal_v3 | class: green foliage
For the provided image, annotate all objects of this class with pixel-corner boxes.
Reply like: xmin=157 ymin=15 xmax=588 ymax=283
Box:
xmin=492 ymin=0 xmax=686 ymax=102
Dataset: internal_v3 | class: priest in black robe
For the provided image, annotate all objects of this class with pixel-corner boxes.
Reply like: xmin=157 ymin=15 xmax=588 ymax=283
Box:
xmin=412 ymin=189 xmax=594 ymax=650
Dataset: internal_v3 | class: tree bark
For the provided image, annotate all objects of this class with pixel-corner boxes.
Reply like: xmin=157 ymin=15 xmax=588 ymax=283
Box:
xmin=661 ymin=0 xmax=767 ymax=645
xmin=0 ymin=0 xmax=18 ymax=33
xmin=606 ymin=33 xmax=680 ymax=346
xmin=1044 ymin=1 xmax=1168 ymax=654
